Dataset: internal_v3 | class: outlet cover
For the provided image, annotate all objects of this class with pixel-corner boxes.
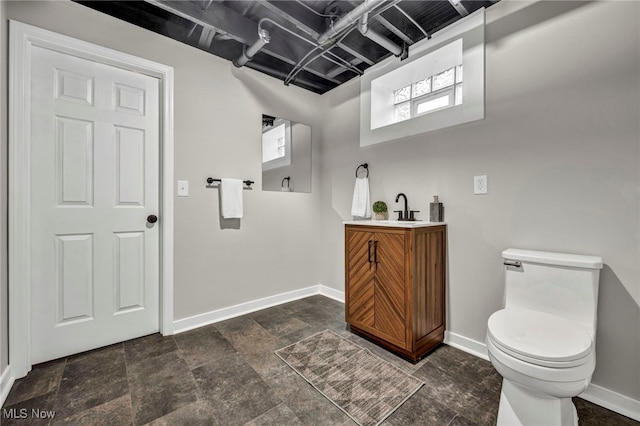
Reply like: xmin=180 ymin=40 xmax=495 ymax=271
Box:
xmin=177 ymin=180 xmax=189 ymax=197
xmin=474 ymin=175 xmax=487 ymax=194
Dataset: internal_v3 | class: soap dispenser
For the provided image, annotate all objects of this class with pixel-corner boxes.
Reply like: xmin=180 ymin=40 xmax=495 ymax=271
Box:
xmin=430 ymin=195 xmax=444 ymax=222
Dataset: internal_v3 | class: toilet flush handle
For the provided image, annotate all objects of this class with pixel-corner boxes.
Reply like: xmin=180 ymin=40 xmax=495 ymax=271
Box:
xmin=503 ymin=260 xmax=522 ymax=268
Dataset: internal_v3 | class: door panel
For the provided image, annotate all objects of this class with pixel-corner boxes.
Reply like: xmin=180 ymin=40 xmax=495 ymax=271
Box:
xmin=55 ymin=234 xmax=94 ymax=324
xmin=115 ymin=126 xmax=146 ymax=206
xmin=30 ymin=45 xmax=160 ymax=363
xmin=346 ymin=229 xmax=375 ymax=330
xmin=373 ymin=232 xmax=407 ymax=348
xmin=55 ymin=116 xmax=94 ymax=205
xmin=114 ymin=231 xmax=145 ymax=313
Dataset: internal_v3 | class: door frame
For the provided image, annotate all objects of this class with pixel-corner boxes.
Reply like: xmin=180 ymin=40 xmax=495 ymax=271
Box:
xmin=9 ymin=20 xmax=174 ymax=379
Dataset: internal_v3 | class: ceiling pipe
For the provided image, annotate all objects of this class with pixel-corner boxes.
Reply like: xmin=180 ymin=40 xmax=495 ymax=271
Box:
xmin=234 ymin=28 xmax=271 ymax=67
xmin=246 ymin=61 xmax=328 ymax=93
xmin=358 ymin=12 xmax=402 ymax=56
xmin=317 ymin=0 xmax=388 ymax=45
xmin=256 ymin=17 xmax=363 ymax=78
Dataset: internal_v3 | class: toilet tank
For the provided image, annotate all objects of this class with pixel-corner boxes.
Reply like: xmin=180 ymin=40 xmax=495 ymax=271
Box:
xmin=502 ymin=248 xmax=603 ymax=338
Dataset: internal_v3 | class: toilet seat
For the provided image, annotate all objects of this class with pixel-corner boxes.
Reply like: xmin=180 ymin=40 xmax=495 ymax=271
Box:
xmin=487 ymin=309 xmax=593 ymax=368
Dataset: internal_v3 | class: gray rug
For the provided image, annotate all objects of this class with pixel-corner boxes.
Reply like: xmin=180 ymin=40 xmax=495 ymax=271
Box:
xmin=275 ymin=330 xmax=424 ymax=426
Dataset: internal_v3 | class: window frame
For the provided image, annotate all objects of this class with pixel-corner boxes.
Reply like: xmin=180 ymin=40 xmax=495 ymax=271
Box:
xmin=393 ymin=65 xmax=462 ymax=122
xmin=359 ymin=8 xmax=485 ymax=147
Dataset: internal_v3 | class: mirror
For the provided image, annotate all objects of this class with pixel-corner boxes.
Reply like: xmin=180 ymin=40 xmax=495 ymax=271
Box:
xmin=262 ymin=115 xmax=311 ymax=193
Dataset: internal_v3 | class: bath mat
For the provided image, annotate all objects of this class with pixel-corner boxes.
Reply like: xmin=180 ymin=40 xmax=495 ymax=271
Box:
xmin=275 ymin=330 xmax=423 ymax=426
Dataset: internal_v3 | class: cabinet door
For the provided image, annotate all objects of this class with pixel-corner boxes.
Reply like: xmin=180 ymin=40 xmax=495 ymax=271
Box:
xmin=346 ymin=229 xmax=375 ymax=330
xmin=373 ymin=232 xmax=407 ymax=348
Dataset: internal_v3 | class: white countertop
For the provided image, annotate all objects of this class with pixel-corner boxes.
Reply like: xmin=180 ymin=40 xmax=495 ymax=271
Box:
xmin=343 ymin=220 xmax=445 ymax=228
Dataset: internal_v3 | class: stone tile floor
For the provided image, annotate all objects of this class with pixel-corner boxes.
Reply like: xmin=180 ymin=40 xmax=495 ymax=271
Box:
xmin=2 ymin=295 xmax=638 ymax=425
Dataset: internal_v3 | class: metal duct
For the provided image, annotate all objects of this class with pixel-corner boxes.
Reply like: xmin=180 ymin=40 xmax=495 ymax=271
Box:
xmin=234 ymin=28 xmax=271 ymax=67
xmin=358 ymin=12 xmax=402 ymax=56
xmin=317 ymin=0 xmax=387 ymax=44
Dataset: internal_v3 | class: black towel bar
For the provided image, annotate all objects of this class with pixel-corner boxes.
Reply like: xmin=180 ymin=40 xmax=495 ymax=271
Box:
xmin=206 ymin=177 xmax=254 ymax=187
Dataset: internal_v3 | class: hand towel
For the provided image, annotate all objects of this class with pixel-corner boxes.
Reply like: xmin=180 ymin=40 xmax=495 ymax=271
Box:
xmin=351 ymin=177 xmax=371 ymax=218
xmin=220 ymin=178 xmax=243 ymax=219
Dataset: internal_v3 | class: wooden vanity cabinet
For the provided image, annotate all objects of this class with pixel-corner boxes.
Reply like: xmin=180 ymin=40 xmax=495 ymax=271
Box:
xmin=344 ymin=224 xmax=446 ymax=362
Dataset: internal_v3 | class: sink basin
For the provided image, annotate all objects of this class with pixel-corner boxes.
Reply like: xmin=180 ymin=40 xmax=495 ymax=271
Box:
xmin=344 ymin=220 xmax=443 ymax=228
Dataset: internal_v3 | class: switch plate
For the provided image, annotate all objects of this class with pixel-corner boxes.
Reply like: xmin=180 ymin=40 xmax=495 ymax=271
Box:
xmin=474 ymin=175 xmax=487 ymax=194
xmin=177 ymin=180 xmax=189 ymax=197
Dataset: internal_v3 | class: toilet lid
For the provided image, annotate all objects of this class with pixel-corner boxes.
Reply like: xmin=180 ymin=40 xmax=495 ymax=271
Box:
xmin=487 ymin=309 xmax=593 ymax=363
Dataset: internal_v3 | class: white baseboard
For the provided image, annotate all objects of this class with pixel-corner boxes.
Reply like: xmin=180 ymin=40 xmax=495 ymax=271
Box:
xmin=173 ymin=284 xmax=345 ymax=334
xmin=444 ymin=331 xmax=489 ymax=361
xmin=580 ymin=383 xmax=640 ymax=422
xmin=317 ymin=284 xmax=345 ymax=303
xmin=0 ymin=365 xmax=15 ymax=408
xmin=445 ymin=331 xmax=640 ymax=422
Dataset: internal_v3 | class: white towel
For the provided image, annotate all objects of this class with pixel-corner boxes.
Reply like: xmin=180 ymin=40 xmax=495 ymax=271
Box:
xmin=220 ymin=178 xmax=243 ymax=219
xmin=351 ymin=177 xmax=371 ymax=218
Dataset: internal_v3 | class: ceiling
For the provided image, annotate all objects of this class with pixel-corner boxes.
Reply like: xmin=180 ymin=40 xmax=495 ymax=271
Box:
xmin=75 ymin=0 xmax=497 ymax=94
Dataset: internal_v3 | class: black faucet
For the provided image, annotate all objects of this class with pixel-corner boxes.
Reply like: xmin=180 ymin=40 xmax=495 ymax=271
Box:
xmin=394 ymin=193 xmax=419 ymax=221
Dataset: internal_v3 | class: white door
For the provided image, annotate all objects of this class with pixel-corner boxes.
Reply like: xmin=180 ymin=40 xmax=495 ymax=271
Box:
xmin=29 ymin=45 xmax=160 ymax=363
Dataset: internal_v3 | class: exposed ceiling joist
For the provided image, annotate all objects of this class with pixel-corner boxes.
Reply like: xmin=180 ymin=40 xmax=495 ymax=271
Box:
xmin=448 ymin=0 xmax=470 ymax=17
xmin=258 ymin=1 xmax=322 ymax=39
xmin=144 ymin=0 xmax=342 ymax=85
xmin=375 ymin=14 xmax=413 ymax=45
xmin=338 ymin=42 xmax=375 ymax=66
xmin=346 ymin=0 xmax=413 ymax=45
xmin=76 ymin=0 xmax=498 ymax=94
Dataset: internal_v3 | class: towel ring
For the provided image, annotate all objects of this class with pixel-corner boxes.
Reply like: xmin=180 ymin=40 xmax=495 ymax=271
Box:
xmin=355 ymin=163 xmax=369 ymax=178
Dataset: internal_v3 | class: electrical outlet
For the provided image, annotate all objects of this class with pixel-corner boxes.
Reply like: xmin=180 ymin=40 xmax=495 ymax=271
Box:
xmin=177 ymin=180 xmax=189 ymax=197
xmin=474 ymin=175 xmax=487 ymax=194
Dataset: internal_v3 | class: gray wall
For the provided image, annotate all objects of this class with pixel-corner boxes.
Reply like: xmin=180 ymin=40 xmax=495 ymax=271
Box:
xmin=1 ymin=0 xmax=324 ymax=326
xmin=318 ymin=1 xmax=639 ymax=399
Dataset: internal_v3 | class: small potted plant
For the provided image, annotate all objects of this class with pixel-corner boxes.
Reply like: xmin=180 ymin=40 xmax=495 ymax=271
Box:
xmin=372 ymin=201 xmax=388 ymax=220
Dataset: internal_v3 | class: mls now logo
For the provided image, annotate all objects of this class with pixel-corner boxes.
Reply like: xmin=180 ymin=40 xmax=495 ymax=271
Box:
xmin=3 ymin=408 xmax=56 ymax=420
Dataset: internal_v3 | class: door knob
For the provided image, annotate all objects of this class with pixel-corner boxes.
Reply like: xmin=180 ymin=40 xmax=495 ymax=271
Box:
xmin=147 ymin=214 xmax=158 ymax=224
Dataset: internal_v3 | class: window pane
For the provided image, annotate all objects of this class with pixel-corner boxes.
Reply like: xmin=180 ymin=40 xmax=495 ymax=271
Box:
xmin=393 ymin=85 xmax=411 ymax=104
xmin=413 ymin=78 xmax=431 ymax=97
xmin=416 ymin=94 xmax=451 ymax=115
xmin=262 ymin=123 xmax=286 ymax=162
xmin=456 ymin=65 xmax=463 ymax=83
xmin=394 ymin=102 xmax=411 ymax=122
xmin=433 ymin=68 xmax=455 ymax=91
xmin=455 ymin=84 xmax=463 ymax=105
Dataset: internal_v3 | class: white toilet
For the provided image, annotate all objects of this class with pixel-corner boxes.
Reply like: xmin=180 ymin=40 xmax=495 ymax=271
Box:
xmin=486 ymin=248 xmax=603 ymax=426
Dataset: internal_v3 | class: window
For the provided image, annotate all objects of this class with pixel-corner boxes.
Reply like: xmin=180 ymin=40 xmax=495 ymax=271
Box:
xmin=262 ymin=119 xmax=292 ymax=171
xmin=359 ymin=8 xmax=485 ymax=147
xmin=393 ymin=66 xmax=463 ymax=123
xmin=262 ymin=122 xmax=286 ymax=162
xmin=367 ymin=37 xmax=466 ymax=131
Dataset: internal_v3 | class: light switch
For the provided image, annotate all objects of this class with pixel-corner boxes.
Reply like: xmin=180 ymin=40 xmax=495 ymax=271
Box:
xmin=177 ymin=180 xmax=189 ymax=197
